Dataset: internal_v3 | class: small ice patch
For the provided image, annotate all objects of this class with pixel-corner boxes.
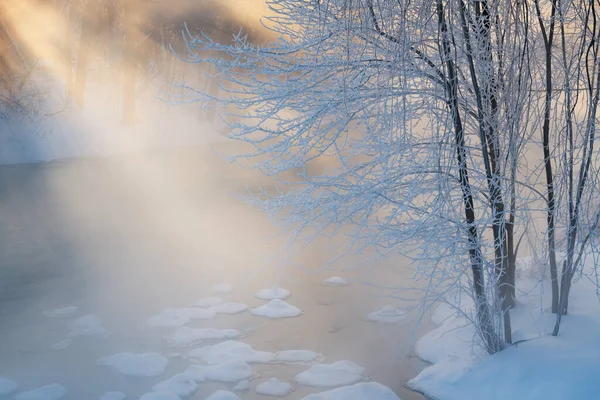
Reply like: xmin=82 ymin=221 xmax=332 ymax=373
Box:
xmin=255 ymin=286 xmax=291 ymax=300
xmin=274 ymin=350 xmax=322 ymax=363
xmin=147 ymin=308 xmax=215 ymax=328
xmin=187 ymin=340 xmax=274 ymax=364
xmin=300 ymin=382 xmax=400 ymax=400
xmin=295 ymin=361 xmax=364 ymax=387
xmin=255 ymin=378 xmax=294 ymax=397
xmin=251 ymin=299 xmax=302 ymax=318
xmin=213 ymin=284 xmax=233 ymax=294
xmin=51 ymin=339 xmax=71 ymax=350
xmin=43 ymin=306 xmax=78 ymax=318
xmin=366 ymin=306 xmax=407 ymax=324
xmin=0 ymin=378 xmax=17 ymax=396
xmin=167 ymin=327 xmax=242 ymax=347
xmin=190 ymin=297 xmax=223 ymax=308
xmin=98 ymin=352 xmax=168 ymax=377
xmin=99 ymin=391 xmax=126 ymax=400
xmin=233 ymin=380 xmax=250 ymax=391
xmin=152 ymin=374 xmax=198 ymax=397
xmin=206 ymin=390 xmax=241 ymax=400
xmin=321 ymin=277 xmax=348 ymax=287
xmin=184 ymin=360 xmax=253 ymax=382
xmin=139 ymin=391 xmax=180 ymax=400
xmin=212 ymin=303 xmax=248 ymax=315
xmin=68 ymin=314 xmax=107 ymax=337
xmin=14 ymin=384 xmax=67 ymax=400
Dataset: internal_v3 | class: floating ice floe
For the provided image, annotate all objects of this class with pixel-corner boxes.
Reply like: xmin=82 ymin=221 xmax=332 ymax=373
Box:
xmin=51 ymin=339 xmax=71 ymax=350
xmin=233 ymin=380 xmax=250 ymax=391
xmin=206 ymin=390 xmax=241 ymax=400
xmin=99 ymin=391 xmax=126 ymax=400
xmin=139 ymin=391 xmax=180 ymax=400
xmin=300 ymin=382 xmax=400 ymax=400
xmin=213 ymin=284 xmax=233 ymax=294
xmin=43 ymin=306 xmax=79 ymax=318
xmin=321 ymin=277 xmax=348 ymax=287
xmin=152 ymin=374 xmax=198 ymax=397
xmin=251 ymin=299 xmax=302 ymax=319
xmin=273 ymin=350 xmax=322 ymax=363
xmin=14 ymin=384 xmax=67 ymax=400
xmin=255 ymin=378 xmax=294 ymax=397
xmin=0 ymin=378 xmax=17 ymax=396
xmin=295 ymin=361 xmax=365 ymax=387
xmin=190 ymin=297 xmax=223 ymax=308
xmin=147 ymin=308 xmax=215 ymax=328
xmin=255 ymin=286 xmax=291 ymax=301
xmin=212 ymin=303 xmax=248 ymax=315
xmin=366 ymin=306 xmax=407 ymax=324
xmin=184 ymin=360 xmax=253 ymax=382
xmin=68 ymin=314 xmax=108 ymax=337
xmin=187 ymin=340 xmax=274 ymax=364
xmin=98 ymin=352 xmax=168 ymax=377
xmin=167 ymin=327 xmax=242 ymax=347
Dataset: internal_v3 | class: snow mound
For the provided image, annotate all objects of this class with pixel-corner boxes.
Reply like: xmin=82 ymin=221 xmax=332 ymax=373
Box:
xmin=321 ymin=277 xmax=348 ymax=287
xmin=295 ymin=361 xmax=365 ymax=387
xmin=206 ymin=390 xmax=241 ymax=400
xmin=166 ymin=327 xmax=242 ymax=347
xmin=98 ymin=352 xmax=168 ymax=377
xmin=184 ymin=360 xmax=253 ymax=382
xmin=300 ymin=382 xmax=400 ymax=400
xmin=233 ymin=380 xmax=250 ymax=391
xmin=14 ymin=384 xmax=67 ymax=400
xmin=213 ymin=284 xmax=233 ymax=294
xmin=99 ymin=391 xmax=126 ymax=400
xmin=187 ymin=340 xmax=274 ymax=364
xmin=255 ymin=378 xmax=294 ymax=396
xmin=274 ymin=350 xmax=322 ymax=363
xmin=0 ymin=378 xmax=17 ymax=396
xmin=43 ymin=306 xmax=78 ymax=318
xmin=251 ymin=299 xmax=302 ymax=318
xmin=152 ymin=374 xmax=198 ymax=397
xmin=68 ymin=314 xmax=107 ymax=337
xmin=139 ymin=391 xmax=180 ymax=400
xmin=190 ymin=297 xmax=223 ymax=308
xmin=212 ymin=302 xmax=248 ymax=315
xmin=255 ymin=286 xmax=291 ymax=300
xmin=366 ymin=306 xmax=407 ymax=324
xmin=147 ymin=308 xmax=215 ymax=328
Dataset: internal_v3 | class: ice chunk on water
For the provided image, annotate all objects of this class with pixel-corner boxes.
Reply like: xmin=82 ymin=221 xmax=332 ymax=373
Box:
xmin=206 ymin=390 xmax=241 ymax=400
xmin=321 ymin=277 xmax=348 ymax=287
xmin=14 ymin=384 xmax=67 ymax=400
xmin=190 ymin=297 xmax=223 ymax=308
xmin=300 ymin=382 xmax=400 ymax=400
xmin=366 ymin=306 xmax=407 ymax=324
xmin=167 ymin=327 xmax=242 ymax=347
xmin=295 ymin=361 xmax=364 ymax=387
xmin=187 ymin=340 xmax=274 ymax=365
xmin=273 ymin=350 xmax=322 ymax=363
xmin=147 ymin=308 xmax=215 ymax=328
xmin=255 ymin=378 xmax=294 ymax=397
xmin=98 ymin=352 xmax=168 ymax=377
xmin=251 ymin=299 xmax=302 ymax=318
xmin=233 ymin=380 xmax=250 ymax=391
xmin=139 ymin=391 xmax=180 ymax=400
xmin=213 ymin=284 xmax=233 ymax=294
xmin=183 ymin=360 xmax=253 ymax=382
xmin=0 ymin=378 xmax=17 ymax=396
xmin=152 ymin=374 xmax=198 ymax=397
xmin=68 ymin=314 xmax=107 ymax=337
xmin=254 ymin=286 xmax=291 ymax=300
xmin=212 ymin=302 xmax=248 ymax=315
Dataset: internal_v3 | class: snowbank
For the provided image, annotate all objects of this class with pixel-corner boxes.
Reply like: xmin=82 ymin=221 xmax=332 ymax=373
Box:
xmin=251 ymin=299 xmax=302 ymax=318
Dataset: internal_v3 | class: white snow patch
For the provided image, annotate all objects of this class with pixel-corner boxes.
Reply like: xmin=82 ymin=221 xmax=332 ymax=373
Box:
xmin=146 ymin=308 xmax=215 ymax=328
xmin=152 ymin=374 xmax=198 ymax=397
xmin=300 ymin=382 xmax=400 ymax=400
xmin=213 ymin=284 xmax=233 ymax=294
xmin=187 ymin=340 xmax=274 ymax=364
xmin=251 ymin=299 xmax=302 ymax=318
xmin=321 ymin=277 xmax=348 ymax=287
xmin=43 ymin=306 xmax=79 ymax=318
xmin=98 ymin=352 xmax=168 ymax=377
xmin=295 ymin=361 xmax=365 ymax=387
xmin=255 ymin=378 xmax=294 ymax=397
xmin=14 ymin=384 xmax=67 ymax=400
xmin=68 ymin=314 xmax=107 ymax=337
xmin=205 ymin=390 xmax=241 ymax=400
xmin=166 ymin=327 xmax=242 ymax=347
xmin=255 ymin=286 xmax=291 ymax=300
xmin=212 ymin=302 xmax=248 ymax=315
xmin=183 ymin=360 xmax=253 ymax=382
xmin=190 ymin=297 xmax=223 ymax=308
xmin=366 ymin=306 xmax=407 ymax=324
xmin=139 ymin=391 xmax=180 ymax=400
xmin=233 ymin=380 xmax=250 ymax=391
xmin=273 ymin=350 xmax=322 ymax=363
xmin=0 ymin=378 xmax=17 ymax=396
xmin=99 ymin=391 xmax=126 ymax=400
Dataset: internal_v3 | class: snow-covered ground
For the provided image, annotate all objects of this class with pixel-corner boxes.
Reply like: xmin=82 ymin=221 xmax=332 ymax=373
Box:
xmin=0 ymin=151 xmax=428 ymax=400
xmin=409 ymin=256 xmax=600 ymax=400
